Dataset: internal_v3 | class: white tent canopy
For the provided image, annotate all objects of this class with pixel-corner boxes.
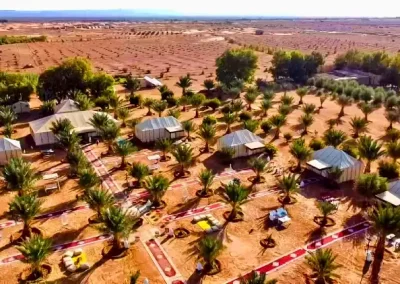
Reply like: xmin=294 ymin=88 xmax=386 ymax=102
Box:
xmin=217 ymin=129 xmax=265 ymax=158
xmin=376 ymin=180 xmax=400 ymax=206
xmin=0 ymin=138 xmax=22 ymax=165
xmin=135 ymin=116 xmax=184 ymax=143
xmin=306 ymin=146 xmax=364 ymax=183
xmin=54 ymin=99 xmax=79 ymax=114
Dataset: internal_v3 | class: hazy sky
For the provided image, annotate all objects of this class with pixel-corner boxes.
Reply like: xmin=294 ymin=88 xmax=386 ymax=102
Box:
xmin=1 ymin=0 xmax=399 ymax=17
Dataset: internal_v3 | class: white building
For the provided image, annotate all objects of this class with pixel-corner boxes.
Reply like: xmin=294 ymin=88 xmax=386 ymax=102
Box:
xmin=0 ymin=138 xmax=22 ymax=165
xmin=140 ymin=76 xmax=163 ymax=88
xmin=12 ymin=101 xmax=30 ymax=114
xmin=135 ymin=116 xmax=184 ymax=143
xmin=217 ymin=129 xmax=265 ymax=158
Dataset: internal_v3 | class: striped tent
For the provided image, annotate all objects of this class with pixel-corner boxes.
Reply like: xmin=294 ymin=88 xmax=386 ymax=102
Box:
xmin=306 ymin=146 xmax=364 ymax=183
xmin=376 ymin=180 xmax=400 ymax=206
xmin=0 ymin=138 xmax=22 ymax=165
xmin=135 ymin=116 xmax=184 ymax=143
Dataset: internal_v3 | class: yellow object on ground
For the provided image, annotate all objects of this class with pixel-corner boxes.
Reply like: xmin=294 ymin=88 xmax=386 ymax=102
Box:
xmin=197 ymin=220 xmax=211 ymax=230
xmin=72 ymin=252 xmax=87 ymax=268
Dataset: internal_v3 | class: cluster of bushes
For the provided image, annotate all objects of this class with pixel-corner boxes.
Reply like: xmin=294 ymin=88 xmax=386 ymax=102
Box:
xmin=0 ymin=35 xmax=47 ymax=45
xmin=0 ymin=72 xmax=38 ymax=105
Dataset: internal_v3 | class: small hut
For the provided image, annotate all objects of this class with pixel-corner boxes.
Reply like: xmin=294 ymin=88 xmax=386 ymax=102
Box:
xmin=135 ymin=116 xmax=184 ymax=143
xmin=217 ymin=130 xmax=265 ymax=158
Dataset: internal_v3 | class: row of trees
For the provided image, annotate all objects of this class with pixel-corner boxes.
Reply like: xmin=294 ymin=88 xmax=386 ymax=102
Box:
xmin=0 ymin=35 xmax=46 ymax=45
xmin=0 ymin=72 xmax=38 ymax=105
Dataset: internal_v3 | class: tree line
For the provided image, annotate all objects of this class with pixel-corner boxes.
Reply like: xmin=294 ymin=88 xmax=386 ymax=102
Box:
xmin=0 ymin=35 xmax=47 ymax=45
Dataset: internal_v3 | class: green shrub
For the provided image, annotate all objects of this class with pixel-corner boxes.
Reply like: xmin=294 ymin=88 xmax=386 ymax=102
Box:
xmin=220 ymin=104 xmax=232 ymax=114
xmin=204 ymin=98 xmax=221 ymax=111
xmin=261 ymin=120 xmax=272 ymax=133
xmin=265 ymin=143 xmax=277 ymax=159
xmin=378 ymin=161 xmax=399 ymax=180
xmin=202 ymin=115 xmax=217 ymax=126
xmin=387 ymin=128 xmax=400 ymax=142
xmin=166 ymin=97 xmax=177 ymax=107
xmin=239 ymin=111 xmax=253 ymax=121
xmin=283 ymin=132 xmax=292 ymax=143
xmin=129 ymin=94 xmax=141 ymax=106
xmin=309 ymin=138 xmax=325 ymax=151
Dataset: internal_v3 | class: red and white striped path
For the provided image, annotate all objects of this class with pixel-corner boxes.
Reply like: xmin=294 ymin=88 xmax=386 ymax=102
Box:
xmin=225 ymin=221 xmax=371 ymax=283
xmin=0 ymin=234 xmax=111 ymax=265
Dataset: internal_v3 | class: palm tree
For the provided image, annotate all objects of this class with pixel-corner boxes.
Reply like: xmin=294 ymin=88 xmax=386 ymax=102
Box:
xmin=319 ymin=94 xmax=327 ymax=109
xmin=114 ymin=141 xmax=137 ymax=168
xmin=289 ymin=138 xmax=313 ymax=172
xmin=67 ymin=149 xmax=88 ymax=177
xmin=198 ymin=123 xmax=216 ymax=153
xmin=198 ymin=236 xmax=223 ymax=272
xmin=299 ymin=114 xmax=314 ymax=135
xmin=278 ymin=104 xmax=292 ymax=116
xmin=56 ymin=130 xmax=81 ymax=152
xmin=326 ymin=167 xmax=344 ymax=189
xmin=190 ymin=94 xmax=206 ymax=118
xmin=3 ymin=123 xmax=13 ymax=138
xmin=117 ymin=108 xmax=130 ymax=127
xmin=83 ymin=188 xmax=115 ymax=221
xmin=89 ymin=112 xmax=111 ymax=131
xmin=143 ymin=175 xmax=170 ymax=207
xmin=124 ymin=76 xmax=141 ymax=95
xmin=280 ymin=94 xmax=294 ymax=106
xmin=76 ymin=93 xmax=94 ymax=110
xmin=203 ymin=79 xmax=215 ymax=94
xmin=171 ymin=144 xmax=194 ymax=176
xmin=176 ymin=75 xmax=193 ymax=96
xmin=359 ymin=102 xmax=375 ymax=121
xmin=239 ymin=271 xmax=277 ymax=284
xmin=152 ymin=100 xmax=168 ymax=117
xmin=349 ymin=117 xmax=368 ymax=138
xmin=0 ymin=106 xmax=17 ymax=125
xmin=278 ymin=173 xmax=299 ymax=204
xmin=302 ymin=103 xmax=316 ymax=115
xmin=355 ymin=173 xmax=388 ymax=205
xmin=127 ymin=118 xmax=140 ymax=139
xmin=109 ymin=95 xmax=124 ymax=118
xmin=232 ymin=99 xmax=244 ymax=114
xmin=323 ymin=129 xmax=347 ymax=148
xmin=9 ymin=194 xmax=42 ymax=239
xmin=155 ymin=138 xmax=173 ymax=161
xmin=305 ymin=249 xmax=341 ymax=284
xmin=243 ymin=120 xmax=259 ymax=133
xmin=336 ymin=95 xmax=352 ymax=117
xmin=263 ymin=90 xmax=275 ymax=101
xmin=269 ymin=114 xmax=287 ymax=139
xmin=260 ymin=99 xmax=272 ymax=117
xmin=182 ymin=120 xmax=197 ymax=141
xmin=143 ymin=98 xmax=155 ymax=116
xmin=129 ymin=162 xmax=151 ymax=188
xmin=98 ymin=205 xmax=134 ymax=254
xmin=296 ymin=87 xmax=308 ymax=105
xmin=78 ymin=168 xmax=100 ymax=191
xmin=2 ymin=158 xmax=41 ymax=196
xmin=167 ymin=109 xmax=181 ymax=119
xmin=244 ymin=91 xmax=259 ymax=110
xmin=224 ymin=182 xmax=249 ymax=221
xmin=357 ymin=136 xmax=385 ymax=173
xmin=198 ymin=169 xmax=215 ymax=196
xmin=248 ymin=157 xmax=268 ymax=183
xmin=178 ymin=96 xmax=189 ymax=112
xmin=50 ymin=118 xmax=73 ymax=136
xmin=316 ymin=201 xmax=337 ymax=227
xmin=386 ymin=141 xmax=400 ymax=162
xmin=385 ymin=110 xmax=400 ymax=130
xmin=369 ymin=206 xmax=400 ymax=283
xmin=129 ymin=270 xmax=141 ymax=284
xmin=222 ymin=112 xmax=237 ymax=134
xmin=100 ymin=122 xmax=121 ymax=154
xmin=17 ymin=235 xmax=52 ymax=280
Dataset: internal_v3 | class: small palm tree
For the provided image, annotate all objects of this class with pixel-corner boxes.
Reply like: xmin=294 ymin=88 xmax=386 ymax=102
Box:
xmin=232 ymin=99 xmax=244 ymax=114
xmin=278 ymin=104 xmax=292 ymax=116
xmin=289 ymin=138 xmax=313 ymax=172
xmin=224 ymin=182 xmax=249 ymax=221
xmin=17 ymin=235 xmax=52 ymax=280
xmin=56 ymin=130 xmax=81 ymax=152
xmin=176 ymin=75 xmax=193 ymax=96
xmin=40 ymin=101 xmax=55 ymax=116
xmin=203 ymin=79 xmax=215 ymax=93
xmin=240 ymin=271 xmax=277 ymax=284
xmin=326 ymin=167 xmax=343 ymax=188
xmin=243 ymin=120 xmax=259 ymax=133
xmin=357 ymin=135 xmax=385 ymax=173
xmin=296 ymin=87 xmax=307 ymax=105
xmin=260 ymin=99 xmax=272 ymax=117
xmin=0 ymin=106 xmax=17 ymax=125
xmin=127 ymin=118 xmax=140 ymax=138
xmin=305 ymin=249 xmax=341 ymax=284
xmin=142 ymin=98 xmax=155 ymax=116
xmin=79 ymin=168 xmax=100 ymax=191
xmin=244 ymin=91 xmax=259 ymax=110
xmin=355 ymin=173 xmax=388 ymax=205
xmin=129 ymin=270 xmax=141 ymax=284
xmin=369 ymin=206 xmax=400 ymax=283
xmin=114 ymin=141 xmax=137 ymax=168
xmin=50 ymin=118 xmax=73 ymax=136
xmin=280 ymin=94 xmax=294 ymax=106
xmin=336 ymin=95 xmax=352 ymax=117
xmin=109 ymin=95 xmax=124 ymax=118
xmin=349 ymin=117 xmax=368 ymax=138
xmin=269 ymin=114 xmax=287 ymax=139
xmin=222 ymin=112 xmax=237 ymax=134
xmin=171 ymin=144 xmax=194 ymax=176
xmin=359 ymin=102 xmax=375 ymax=121
xmin=117 ymin=108 xmax=130 ymax=127
xmin=182 ymin=120 xmax=197 ymax=141
xmin=76 ymin=93 xmax=94 ymax=110
xmin=190 ymin=93 xmax=206 ymax=118
xmin=302 ymin=103 xmax=316 ymax=115
xmin=319 ymin=94 xmax=327 ymax=109
xmin=323 ymin=129 xmax=347 ymax=148
xmin=100 ymin=122 xmax=121 ymax=154
xmin=299 ymin=113 xmax=314 ymax=135
xmin=143 ymin=174 xmax=170 ymax=207
xmin=89 ymin=112 xmax=111 ymax=131
xmin=386 ymin=141 xmax=400 ymax=162
xmin=278 ymin=173 xmax=299 ymax=204
xmin=83 ymin=188 xmax=115 ymax=220
xmin=67 ymin=149 xmax=88 ymax=177
xmin=167 ymin=108 xmax=181 ymax=119
xmin=3 ymin=123 xmax=13 ymax=138
xmin=198 ymin=236 xmax=223 ymax=272
xmin=248 ymin=157 xmax=268 ymax=183
xmin=129 ymin=162 xmax=151 ymax=188
xmin=98 ymin=205 xmax=134 ymax=253
xmin=263 ymin=90 xmax=275 ymax=101
xmin=178 ymin=96 xmax=189 ymax=112
xmin=152 ymin=100 xmax=168 ymax=117
xmin=9 ymin=194 xmax=42 ymax=239
xmin=316 ymin=201 xmax=337 ymax=227
xmin=198 ymin=168 xmax=215 ymax=196
xmin=124 ymin=76 xmax=141 ymax=95
xmin=198 ymin=123 xmax=216 ymax=153
xmin=385 ymin=110 xmax=400 ymax=130
xmin=2 ymin=158 xmax=41 ymax=196
xmin=155 ymin=138 xmax=173 ymax=161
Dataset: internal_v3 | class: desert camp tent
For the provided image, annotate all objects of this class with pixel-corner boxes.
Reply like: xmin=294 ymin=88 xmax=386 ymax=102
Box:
xmin=217 ymin=129 xmax=265 ymax=158
xmin=54 ymin=99 xmax=79 ymax=114
xmin=0 ymin=138 xmax=22 ymax=165
xmin=12 ymin=101 xmax=30 ymax=114
xmin=141 ymin=76 xmax=163 ymax=88
xmin=376 ymin=180 xmax=400 ymax=207
xmin=135 ymin=116 xmax=184 ymax=143
xmin=29 ymin=110 xmax=117 ymax=146
xmin=306 ymin=146 xmax=364 ymax=183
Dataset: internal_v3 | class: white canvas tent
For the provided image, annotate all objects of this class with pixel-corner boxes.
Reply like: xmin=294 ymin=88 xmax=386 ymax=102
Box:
xmin=54 ymin=99 xmax=79 ymax=114
xmin=12 ymin=101 xmax=30 ymax=114
xmin=217 ymin=129 xmax=265 ymax=158
xmin=141 ymin=76 xmax=163 ymax=88
xmin=0 ymin=138 xmax=22 ymax=165
xmin=29 ymin=111 xmax=117 ymax=146
xmin=306 ymin=146 xmax=364 ymax=183
xmin=135 ymin=116 xmax=184 ymax=143
xmin=376 ymin=180 xmax=400 ymax=206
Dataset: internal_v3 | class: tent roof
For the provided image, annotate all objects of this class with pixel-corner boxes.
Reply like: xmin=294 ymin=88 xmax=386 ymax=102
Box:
xmin=310 ymin=146 xmax=362 ymax=170
xmin=144 ymin=76 xmax=163 ymax=86
xmin=29 ymin=111 xmax=117 ymax=134
xmin=376 ymin=191 xmax=400 ymax=206
xmin=12 ymin=101 xmax=29 ymax=106
xmin=54 ymin=99 xmax=79 ymax=114
xmin=0 ymin=138 xmax=21 ymax=151
xmin=219 ymin=130 xmax=263 ymax=147
xmin=136 ymin=116 xmax=181 ymax=131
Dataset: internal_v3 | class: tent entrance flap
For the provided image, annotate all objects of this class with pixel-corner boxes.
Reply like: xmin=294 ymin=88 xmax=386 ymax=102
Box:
xmin=307 ymin=159 xmax=332 ymax=171
xmin=245 ymin=141 xmax=265 ymax=156
xmin=166 ymin=126 xmax=183 ymax=133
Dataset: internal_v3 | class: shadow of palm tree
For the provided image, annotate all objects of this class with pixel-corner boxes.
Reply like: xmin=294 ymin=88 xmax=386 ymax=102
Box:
xmin=51 ymin=223 xmax=90 ymax=244
xmin=305 ymin=226 xmax=327 ymax=244
xmin=170 ymin=196 xmax=202 ymax=215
